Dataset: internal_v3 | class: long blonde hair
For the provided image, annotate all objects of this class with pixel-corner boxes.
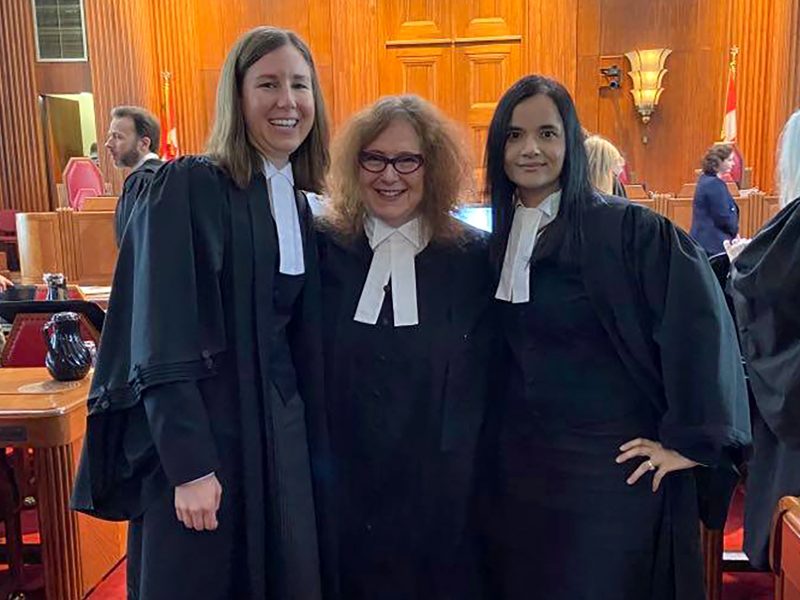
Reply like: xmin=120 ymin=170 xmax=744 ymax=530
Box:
xmin=326 ymin=95 xmax=471 ymax=242
xmin=205 ymin=26 xmax=329 ymax=191
xmin=585 ymin=135 xmax=624 ymax=195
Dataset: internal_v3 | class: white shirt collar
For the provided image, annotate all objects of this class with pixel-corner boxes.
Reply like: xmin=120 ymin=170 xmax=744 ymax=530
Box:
xmin=354 ymin=214 xmax=429 ymax=327
xmin=364 ymin=214 xmax=426 ymax=250
xmin=495 ymin=190 xmax=562 ymax=303
xmin=132 ymin=152 xmax=160 ymax=172
xmin=261 ymin=157 xmax=304 ymax=275
xmin=262 ymin=158 xmax=295 ymax=186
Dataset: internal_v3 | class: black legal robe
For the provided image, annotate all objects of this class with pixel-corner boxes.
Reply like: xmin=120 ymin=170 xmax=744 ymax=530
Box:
xmin=731 ymin=196 xmax=800 ymax=569
xmin=487 ymin=195 xmax=751 ymax=600
xmin=115 ymin=157 xmax=163 ymax=246
xmin=316 ymin=220 xmax=494 ymax=600
xmin=70 ymin=156 xmax=337 ymax=599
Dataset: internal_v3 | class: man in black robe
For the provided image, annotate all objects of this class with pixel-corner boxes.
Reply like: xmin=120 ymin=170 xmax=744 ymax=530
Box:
xmin=104 ymin=105 xmax=163 ymax=246
xmin=731 ymin=196 xmax=800 ymax=569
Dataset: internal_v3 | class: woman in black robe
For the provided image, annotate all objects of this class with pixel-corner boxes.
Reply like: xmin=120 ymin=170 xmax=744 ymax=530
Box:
xmin=483 ymin=75 xmax=751 ymax=600
xmin=731 ymin=109 xmax=800 ymax=570
xmin=71 ymin=27 xmax=337 ymax=600
xmin=317 ymin=95 xmax=494 ymax=599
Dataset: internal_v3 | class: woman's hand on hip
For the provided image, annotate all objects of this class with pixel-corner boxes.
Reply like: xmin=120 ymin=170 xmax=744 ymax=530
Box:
xmin=616 ymin=438 xmax=699 ymax=492
xmin=174 ymin=473 xmax=222 ymax=531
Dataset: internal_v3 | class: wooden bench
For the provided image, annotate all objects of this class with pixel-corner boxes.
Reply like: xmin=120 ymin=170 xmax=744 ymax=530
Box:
xmin=772 ymin=496 xmax=800 ymax=600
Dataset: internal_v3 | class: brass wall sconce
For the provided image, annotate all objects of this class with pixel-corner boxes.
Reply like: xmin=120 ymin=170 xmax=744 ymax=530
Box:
xmin=624 ymin=48 xmax=672 ymax=124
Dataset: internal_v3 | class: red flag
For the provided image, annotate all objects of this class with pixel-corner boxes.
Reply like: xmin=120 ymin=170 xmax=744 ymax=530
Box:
xmin=160 ymin=71 xmax=179 ymax=161
xmin=720 ymin=48 xmax=738 ymax=143
xmin=721 ymin=71 xmax=737 ymax=143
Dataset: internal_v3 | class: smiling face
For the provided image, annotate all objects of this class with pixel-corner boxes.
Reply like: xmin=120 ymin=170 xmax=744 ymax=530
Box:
xmin=358 ymin=118 xmax=425 ymax=228
xmin=503 ymin=94 xmax=566 ymax=207
xmin=241 ymin=44 xmax=315 ymax=167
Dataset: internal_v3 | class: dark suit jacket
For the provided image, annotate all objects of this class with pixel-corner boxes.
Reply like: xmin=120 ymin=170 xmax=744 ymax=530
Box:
xmin=689 ymin=173 xmax=739 ymax=255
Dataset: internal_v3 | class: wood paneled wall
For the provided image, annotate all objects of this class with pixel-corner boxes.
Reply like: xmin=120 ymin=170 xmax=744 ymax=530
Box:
xmin=85 ymin=0 xmax=160 ymax=194
xmin=0 ymin=0 xmax=50 ymax=212
xmin=89 ymin=0 xmax=795 ymax=197
xmin=2 ymin=0 xmax=798 ymax=208
xmin=577 ymin=0 xmax=800 ymax=193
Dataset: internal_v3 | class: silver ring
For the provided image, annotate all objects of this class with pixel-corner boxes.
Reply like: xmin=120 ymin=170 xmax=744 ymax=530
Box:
xmin=646 ymin=459 xmax=656 ymax=471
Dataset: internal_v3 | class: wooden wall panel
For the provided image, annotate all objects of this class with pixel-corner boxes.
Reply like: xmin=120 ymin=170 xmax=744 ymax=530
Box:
xmin=25 ymin=0 xmax=800 ymax=209
xmin=729 ymin=0 xmax=774 ymax=193
xmin=329 ymin=0 xmax=380 ymax=125
xmin=150 ymin=0 xmax=207 ymax=154
xmin=35 ymin=62 xmax=93 ymax=95
xmin=529 ymin=0 xmax=579 ymax=91
xmin=0 ymin=0 xmax=51 ymax=212
xmin=576 ymin=0 xmax=730 ymax=194
xmin=85 ymin=0 xmax=159 ymax=195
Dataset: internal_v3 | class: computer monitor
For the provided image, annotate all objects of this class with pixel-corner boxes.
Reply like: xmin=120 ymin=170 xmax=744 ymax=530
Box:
xmin=452 ymin=206 xmax=492 ymax=232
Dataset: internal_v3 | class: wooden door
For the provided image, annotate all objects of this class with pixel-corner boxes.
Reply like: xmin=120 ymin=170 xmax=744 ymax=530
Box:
xmin=377 ymin=0 xmax=524 ymax=202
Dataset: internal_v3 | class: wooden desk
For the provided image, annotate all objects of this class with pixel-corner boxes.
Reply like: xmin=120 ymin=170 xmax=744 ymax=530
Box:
xmin=0 ymin=368 xmax=125 ymax=599
xmin=16 ymin=208 xmax=117 ymax=286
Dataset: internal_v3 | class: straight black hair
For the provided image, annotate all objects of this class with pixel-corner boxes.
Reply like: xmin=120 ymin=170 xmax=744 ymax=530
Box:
xmin=485 ymin=75 xmax=594 ymax=268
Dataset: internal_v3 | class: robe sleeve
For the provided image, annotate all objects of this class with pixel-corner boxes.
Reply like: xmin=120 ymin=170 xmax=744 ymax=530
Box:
xmin=72 ymin=156 xmax=229 ymax=518
xmin=143 ymin=382 xmax=219 ymax=486
xmin=127 ymin=156 xmax=227 ymax=390
xmin=731 ymin=198 xmax=800 ymax=447
xmin=624 ymin=206 xmax=751 ymax=465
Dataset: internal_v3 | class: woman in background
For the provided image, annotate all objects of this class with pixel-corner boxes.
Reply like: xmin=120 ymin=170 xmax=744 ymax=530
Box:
xmin=585 ymin=134 xmax=626 ymax=196
xmin=690 ymin=144 xmax=739 ymax=255
xmin=731 ymin=109 xmax=800 ymax=570
xmin=484 ymin=74 xmax=750 ymax=600
xmin=318 ymin=95 xmax=493 ymax=599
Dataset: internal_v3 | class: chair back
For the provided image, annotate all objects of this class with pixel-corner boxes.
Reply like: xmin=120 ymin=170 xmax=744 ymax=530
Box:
xmin=63 ymin=158 xmax=104 ymax=209
xmin=0 ymin=210 xmax=17 ymax=234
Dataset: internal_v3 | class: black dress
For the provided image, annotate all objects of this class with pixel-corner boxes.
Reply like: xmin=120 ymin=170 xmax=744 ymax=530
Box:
xmin=71 ymin=157 xmax=336 ymax=599
xmin=493 ymin=257 xmax=701 ymax=600
xmin=317 ymin=222 xmax=493 ymax=600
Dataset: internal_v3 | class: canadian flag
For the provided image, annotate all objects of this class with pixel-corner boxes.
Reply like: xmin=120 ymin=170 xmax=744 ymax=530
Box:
xmin=160 ymin=71 xmax=179 ymax=161
xmin=721 ymin=66 xmax=737 ymax=143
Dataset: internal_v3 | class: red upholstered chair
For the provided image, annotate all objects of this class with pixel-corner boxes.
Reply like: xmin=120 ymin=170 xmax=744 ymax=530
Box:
xmin=0 ymin=209 xmax=19 ymax=272
xmin=0 ymin=312 xmax=99 ymax=368
xmin=63 ymin=158 xmax=104 ymax=210
xmin=73 ymin=187 xmax=99 ymax=211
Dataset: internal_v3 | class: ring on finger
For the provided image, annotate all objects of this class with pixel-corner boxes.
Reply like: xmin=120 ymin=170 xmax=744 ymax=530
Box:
xmin=646 ymin=459 xmax=656 ymax=471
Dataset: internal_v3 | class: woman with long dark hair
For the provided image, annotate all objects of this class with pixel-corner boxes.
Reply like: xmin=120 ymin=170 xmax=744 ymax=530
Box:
xmin=484 ymin=75 xmax=751 ymax=599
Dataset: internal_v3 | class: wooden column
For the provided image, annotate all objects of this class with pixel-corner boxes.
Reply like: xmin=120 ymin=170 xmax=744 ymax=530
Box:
xmin=36 ymin=444 xmax=84 ymax=600
xmin=84 ymin=0 xmax=159 ymax=194
xmin=0 ymin=0 xmax=51 ymax=212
